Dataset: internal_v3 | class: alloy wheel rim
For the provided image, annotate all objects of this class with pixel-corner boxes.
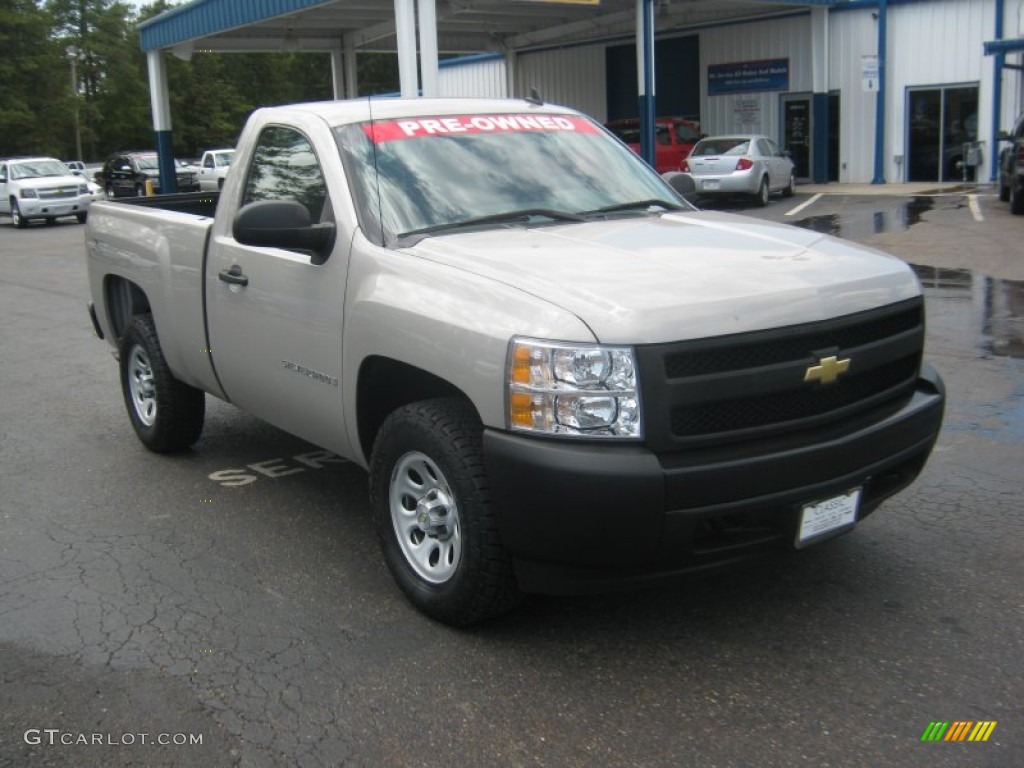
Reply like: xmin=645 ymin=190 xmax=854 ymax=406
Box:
xmin=127 ymin=345 xmax=157 ymax=426
xmin=389 ymin=451 xmax=462 ymax=584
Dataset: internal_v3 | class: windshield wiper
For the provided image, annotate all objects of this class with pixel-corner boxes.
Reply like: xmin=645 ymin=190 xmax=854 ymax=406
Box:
xmin=397 ymin=208 xmax=585 ymax=244
xmin=582 ymin=199 xmax=685 ymax=216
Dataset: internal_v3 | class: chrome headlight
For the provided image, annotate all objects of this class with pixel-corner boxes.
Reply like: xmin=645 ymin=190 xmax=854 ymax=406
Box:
xmin=507 ymin=338 xmax=642 ymax=438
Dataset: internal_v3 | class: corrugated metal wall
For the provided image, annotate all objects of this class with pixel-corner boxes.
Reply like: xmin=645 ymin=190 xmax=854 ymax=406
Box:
xmin=516 ymin=45 xmax=609 ymax=119
xmin=829 ymin=9 xmax=879 ymax=183
xmin=438 ymin=56 xmax=507 ymax=99
xmin=699 ymin=16 xmax=811 ymax=139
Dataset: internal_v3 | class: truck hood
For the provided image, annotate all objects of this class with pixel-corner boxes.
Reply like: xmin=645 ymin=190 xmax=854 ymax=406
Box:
xmin=405 ymin=211 xmax=921 ymax=344
xmin=17 ymin=176 xmax=85 ymax=192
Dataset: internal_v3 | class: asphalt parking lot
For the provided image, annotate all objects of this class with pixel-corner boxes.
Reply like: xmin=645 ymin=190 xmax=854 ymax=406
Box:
xmin=1 ymin=186 xmax=1021 ymax=767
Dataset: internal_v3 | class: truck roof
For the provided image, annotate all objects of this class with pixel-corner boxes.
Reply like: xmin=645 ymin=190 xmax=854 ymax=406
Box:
xmin=253 ymin=97 xmax=585 ymax=128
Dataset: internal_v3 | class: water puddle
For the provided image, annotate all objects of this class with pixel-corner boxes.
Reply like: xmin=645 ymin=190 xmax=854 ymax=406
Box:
xmin=911 ymin=265 xmax=1024 ymax=360
xmin=791 ymin=196 xmax=940 ymax=239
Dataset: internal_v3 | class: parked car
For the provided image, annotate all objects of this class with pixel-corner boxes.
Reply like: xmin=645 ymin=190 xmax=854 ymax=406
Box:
xmin=95 ymin=152 xmax=199 ymax=198
xmin=997 ymin=111 xmax=1024 ymax=215
xmin=605 ymin=117 xmax=703 ymax=174
xmin=197 ymin=148 xmax=236 ymax=191
xmin=64 ymin=160 xmax=87 ymax=175
xmin=0 ymin=156 xmax=92 ymax=227
xmin=681 ymin=134 xmax=796 ymax=206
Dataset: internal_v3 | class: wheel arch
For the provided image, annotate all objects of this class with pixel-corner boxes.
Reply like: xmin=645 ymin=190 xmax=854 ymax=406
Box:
xmin=104 ymin=275 xmax=152 ymax=342
xmin=356 ymin=356 xmax=476 ymax=463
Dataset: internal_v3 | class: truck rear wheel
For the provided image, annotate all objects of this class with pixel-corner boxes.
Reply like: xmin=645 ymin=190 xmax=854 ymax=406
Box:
xmin=369 ymin=398 xmax=520 ymax=625
xmin=119 ymin=314 xmax=205 ymax=453
xmin=1011 ymin=184 xmax=1024 ymax=215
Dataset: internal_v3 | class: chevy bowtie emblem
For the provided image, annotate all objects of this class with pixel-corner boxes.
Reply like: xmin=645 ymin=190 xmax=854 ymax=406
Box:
xmin=804 ymin=355 xmax=850 ymax=385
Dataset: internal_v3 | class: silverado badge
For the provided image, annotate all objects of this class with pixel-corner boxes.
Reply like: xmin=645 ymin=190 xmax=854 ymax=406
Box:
xmin=804 ymin=354 xmax=850 ymax=385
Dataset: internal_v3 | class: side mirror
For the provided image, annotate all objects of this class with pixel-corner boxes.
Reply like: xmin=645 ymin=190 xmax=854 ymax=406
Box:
xmin=661 ymin=171 xmax=698 ymax=204
xmin=233 ymin=199 xmax=336 ymax=265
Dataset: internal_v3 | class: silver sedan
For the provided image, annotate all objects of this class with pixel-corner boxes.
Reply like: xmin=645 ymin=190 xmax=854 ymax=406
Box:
xmin=681 ymin=134 xmax=796 ymax=206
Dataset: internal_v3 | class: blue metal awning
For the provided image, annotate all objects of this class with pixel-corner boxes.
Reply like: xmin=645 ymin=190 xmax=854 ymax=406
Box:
xmin=138 ymin=0 xmax=335 ymax=52
xmin=984 ymin=37 xmax=1024 ymax=56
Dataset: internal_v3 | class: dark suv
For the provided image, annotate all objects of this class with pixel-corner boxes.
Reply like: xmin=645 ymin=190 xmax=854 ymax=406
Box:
xmin=95 ymin=152 xmax=199 ymax=198
xmin=998 ymin=112 xmax=1024 ymax=215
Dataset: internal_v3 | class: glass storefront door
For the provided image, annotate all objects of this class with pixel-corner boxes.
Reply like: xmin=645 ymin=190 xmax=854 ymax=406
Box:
xmin=906 ymin=85 xmax=979 ymax=182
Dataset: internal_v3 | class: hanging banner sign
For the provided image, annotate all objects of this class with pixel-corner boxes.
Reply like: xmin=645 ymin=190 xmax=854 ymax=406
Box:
xmin=708 ymin=58 xmax=790 ymax=96
xmin=363 ymin=114 xmax=600 ymax=143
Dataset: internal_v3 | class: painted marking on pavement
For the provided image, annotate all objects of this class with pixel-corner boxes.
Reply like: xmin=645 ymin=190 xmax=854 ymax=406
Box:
xmin=967 ymin=194 xmax=984 ymax=222
xmin=785 ymin=192 xmax=823 ymax=217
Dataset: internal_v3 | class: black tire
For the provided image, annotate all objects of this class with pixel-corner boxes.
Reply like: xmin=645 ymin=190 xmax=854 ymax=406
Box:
xmin=217 ymin=177 xmax=224 ymax=191
xmin=135 ymin=183 xmax=145 ymax=197
xmin=105 ymin=184 xmax=115 ymax=199
xmin=999 ymin=182 xmax=1010 ymax=202
xmin=11 ymin=199 xmax=27 ymax=228
xmin=1011 ymin=183 xmax=1024 ymax=216
xmin=369 ymin=398 xmax=520 ymax=625
xmin=754 ymin=176 xmax=770 ymax=207
xmin=119 ymin=314 xmax=205 ymax=453
xmin=76 ymin=212 xmax=88 ymax=224
xmin=45 ymin=217 xmax=56 ymax=226
xmin=782 ymin=174 xmax=796 ymax=198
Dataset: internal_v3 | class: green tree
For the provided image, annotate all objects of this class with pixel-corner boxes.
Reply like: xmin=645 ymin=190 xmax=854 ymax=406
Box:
xmin=0 ymin=0 xmax=68 ymax=157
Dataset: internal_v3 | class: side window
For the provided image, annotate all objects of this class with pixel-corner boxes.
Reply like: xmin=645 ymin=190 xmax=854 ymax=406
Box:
xmin=203 ymin=155 xmax=214 ymax=169
xmin=241 ymin=126 xmax=329 ymax=221
xmin=765 ymin=139 xmax=782 ymax=157
xmin=655 ymin=125 xmax=671 ymax=146
xmin=0 ymin=164 xmax=7 ymax=184
xmin=756 ymin=139 xmax=772 ymax=157
xmin=675 ymin=123 xmax=700 ymax=143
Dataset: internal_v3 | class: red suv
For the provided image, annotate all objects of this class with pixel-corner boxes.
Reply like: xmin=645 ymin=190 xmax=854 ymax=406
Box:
xmin=605 ymin=117 xmax=703 ymax=174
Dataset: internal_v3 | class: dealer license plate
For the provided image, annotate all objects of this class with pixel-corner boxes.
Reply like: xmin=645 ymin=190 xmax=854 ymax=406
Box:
xmin=702 ymin=180 xmax=720 ymax=190
xmin=796 ymin=488 xmax=861 ymax=547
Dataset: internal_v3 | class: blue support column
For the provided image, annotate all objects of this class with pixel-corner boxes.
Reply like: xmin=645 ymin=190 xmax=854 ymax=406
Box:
xmin=812 ymin=93 xmax=829 ymax=183
xmin=871 ymin=0 xmax=888 ymax=184
xmin=990 ymin=0 xmax=1004 ymax=182
xmin=146 ymin=50 xmax=177 ymax=194
xmin=637 ymin=0 xmax=656 ymax=168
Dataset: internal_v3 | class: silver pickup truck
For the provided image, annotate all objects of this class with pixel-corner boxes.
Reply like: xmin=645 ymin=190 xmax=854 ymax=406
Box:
xmin=85 ymin=98 xmax=945 ymax=625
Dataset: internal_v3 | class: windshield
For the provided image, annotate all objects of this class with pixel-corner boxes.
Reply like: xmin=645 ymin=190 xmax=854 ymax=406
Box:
xmin=216 ymin=151 xmax=234 ymax=167
xmin=134 ymin=155 xmax=159 ymax=171
xmin=10 ymin=160 xmax=71 ymax=179
xmin=334 ymin=112 xmax=683 ymax=243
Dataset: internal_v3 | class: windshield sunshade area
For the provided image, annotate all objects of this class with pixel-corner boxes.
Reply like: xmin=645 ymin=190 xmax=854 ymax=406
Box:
xmin=334 ymin=113 xmax=682 ymax=244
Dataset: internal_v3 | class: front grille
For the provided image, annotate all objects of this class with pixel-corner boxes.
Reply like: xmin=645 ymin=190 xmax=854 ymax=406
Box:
xmin=38 ymin=186 xmax=80 ymax=200
xmin=637 ymin=298 xmax=925 ymax=452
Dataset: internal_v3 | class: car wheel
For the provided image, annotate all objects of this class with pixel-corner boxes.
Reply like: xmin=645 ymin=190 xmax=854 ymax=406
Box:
xmin=999 ymin=182 xmax=1010 ymax=202
xmin=218 ymin=178 xmax=224 ymax=191
xmin=119 ymin=314 xmax=205 ymax=453
xmin=369 ymin=398 xmax=520 ymax=625
xmin=105 ymin=184 xmax=115 ymax=199
xmin=10 ymin=199 xmax=27 ymax=228
xmin=783 ymin=174 xmax=796 ymax=198
xmin=1011 ymin=184 xmax=1024 ymax=216
xmin=135 ymin=183 xmax=145 ymax=197
xmin=76 ymin=212 xmax=88 ymax=224
xmin=45 ymin=218 xmax=56 ymax=226
xmin=754 ymin=177 xmax=770 ymax=207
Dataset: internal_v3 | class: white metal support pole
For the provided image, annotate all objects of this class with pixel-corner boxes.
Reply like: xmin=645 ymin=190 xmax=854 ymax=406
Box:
xmin=417 ymin=0 xmax=439 ymax=97
xmin=146 ymin=50 xmax=177 ymax=193
xmin=344 ymin=35 xmax=359 ymax=98
xmin=394 ymin=0 xmax=419 ymax=97
xmin=330 ymin=46 xmax=345 ymax=99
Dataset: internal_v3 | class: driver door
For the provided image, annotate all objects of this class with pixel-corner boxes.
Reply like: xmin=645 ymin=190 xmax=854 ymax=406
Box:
xmin=205 ymin=125 xmax=349 ymax=454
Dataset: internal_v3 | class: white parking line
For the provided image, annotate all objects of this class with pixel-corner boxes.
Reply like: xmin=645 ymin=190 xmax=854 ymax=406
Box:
xmin=967 ymin=194 xmax=984 ymax=222
xmin=785 ymin=192 xmax=823 ymax=217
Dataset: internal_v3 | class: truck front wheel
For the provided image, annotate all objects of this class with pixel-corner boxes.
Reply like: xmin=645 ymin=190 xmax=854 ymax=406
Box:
xmin=369 ymin=398 xmax=520 ymax=625
xmin=119 ymin=314 xmax=205 ymax=452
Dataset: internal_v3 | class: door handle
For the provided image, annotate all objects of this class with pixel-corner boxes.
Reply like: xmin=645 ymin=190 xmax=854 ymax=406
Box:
xmin=218 ymin=264 xmax=249 ymax=286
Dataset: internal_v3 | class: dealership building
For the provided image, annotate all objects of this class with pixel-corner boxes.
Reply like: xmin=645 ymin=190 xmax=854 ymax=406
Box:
xmin=140 ymin=0 xmax=1024 ymax=186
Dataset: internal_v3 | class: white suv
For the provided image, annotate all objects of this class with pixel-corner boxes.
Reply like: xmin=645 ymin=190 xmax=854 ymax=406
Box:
xmin=0 ymin=157 xmax=93 ymax=228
